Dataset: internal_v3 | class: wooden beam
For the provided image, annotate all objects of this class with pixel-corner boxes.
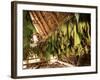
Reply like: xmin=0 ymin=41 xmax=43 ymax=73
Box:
xmin=29 ymin=12 xmax=44 ymax=36
xmin=31 ymin=11 xmax=47 ymax=36
xmin=33 ymin=11 xmax=48 ymax=36
xmin=36 ymin=11 xmax=51 ymax=35
xmin=50 ymin=12 xmax=59 ymax=25
xmin=40 ymin=12 xmax=52 ymax=31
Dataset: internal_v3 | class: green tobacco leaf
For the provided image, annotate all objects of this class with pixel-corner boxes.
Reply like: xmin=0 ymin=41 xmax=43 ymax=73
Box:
xmin=74 ymin=24 xmax=80 ymax=46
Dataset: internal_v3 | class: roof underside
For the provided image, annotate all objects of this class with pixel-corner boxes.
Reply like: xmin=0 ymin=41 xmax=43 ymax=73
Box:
xmin=29 ymin=11 xmax=74 ymax=38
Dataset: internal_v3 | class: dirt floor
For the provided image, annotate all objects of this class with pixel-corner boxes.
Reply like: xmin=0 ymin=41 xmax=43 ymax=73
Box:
xmin=23 ymin=60 xmax=73 ymax=69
